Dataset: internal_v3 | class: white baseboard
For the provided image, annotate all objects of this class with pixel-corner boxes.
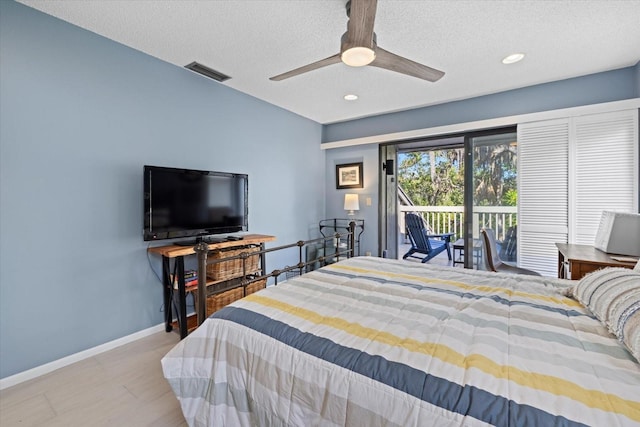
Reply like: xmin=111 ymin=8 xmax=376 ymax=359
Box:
xmin=0 ymin=323 xmax=166 ymax=391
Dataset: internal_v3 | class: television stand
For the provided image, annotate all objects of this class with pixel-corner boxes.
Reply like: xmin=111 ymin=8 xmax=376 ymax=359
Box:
xmin=148 ymin=234 xmax=276 ymax=338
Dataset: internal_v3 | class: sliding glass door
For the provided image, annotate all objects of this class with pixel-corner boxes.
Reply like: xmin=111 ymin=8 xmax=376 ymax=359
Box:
xmin=465 ymin=131 xmax=518 ymax=269
xmin=380 ymin=128 xmax=517 ymax=269
xmin=382 ymin=137 xmax=465 ymax=263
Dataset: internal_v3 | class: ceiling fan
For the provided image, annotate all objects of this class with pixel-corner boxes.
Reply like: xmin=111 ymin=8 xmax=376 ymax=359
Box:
xmin=270 ymin=0 xmax=444 ymax=82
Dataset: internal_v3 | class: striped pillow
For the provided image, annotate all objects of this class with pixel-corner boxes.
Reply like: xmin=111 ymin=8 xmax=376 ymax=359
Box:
xmin=635 ymin=259 xmax=640 ymax=271
xmin=572 ymin=268 xmax=640 ymax=362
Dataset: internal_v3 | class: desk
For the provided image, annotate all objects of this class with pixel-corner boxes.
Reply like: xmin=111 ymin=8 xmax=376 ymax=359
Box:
xmin=555 ymin=243 xmax=636 ymax=280
xmin=148 ymin=234 xmax=276 ymax=338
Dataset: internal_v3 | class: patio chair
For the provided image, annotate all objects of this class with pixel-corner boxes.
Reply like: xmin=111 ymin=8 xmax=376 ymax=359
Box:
xmin=481 ymin=228 xmax=540 ymax=276
xmin=403 ymin=213 xmax=453 ymax=263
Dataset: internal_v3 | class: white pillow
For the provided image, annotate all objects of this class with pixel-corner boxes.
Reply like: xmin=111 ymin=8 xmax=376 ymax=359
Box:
xmin=571 ymin=268 xmax=640 ymax=362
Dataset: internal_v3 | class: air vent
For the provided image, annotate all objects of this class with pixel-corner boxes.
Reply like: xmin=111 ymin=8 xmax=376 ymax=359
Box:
xmin=184 ymin=62 xmax=230 ymax=82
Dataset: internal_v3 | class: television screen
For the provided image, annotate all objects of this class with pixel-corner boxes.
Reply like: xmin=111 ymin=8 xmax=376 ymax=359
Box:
xmin=143 ymin=165 xmax=248 ymax=242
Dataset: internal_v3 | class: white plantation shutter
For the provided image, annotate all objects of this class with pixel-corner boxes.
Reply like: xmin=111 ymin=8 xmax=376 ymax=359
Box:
xmin=518 ymin=119 xmax=570 ymax=276
xmin=572 ymin=110 xmax=639 ymax=244
xmin=516 ymin=109 xmax=638 ymax=276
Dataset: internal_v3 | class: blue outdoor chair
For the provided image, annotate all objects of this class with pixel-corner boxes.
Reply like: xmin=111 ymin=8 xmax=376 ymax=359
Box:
xmin=403 ymin=213 xmax=453 ymax=263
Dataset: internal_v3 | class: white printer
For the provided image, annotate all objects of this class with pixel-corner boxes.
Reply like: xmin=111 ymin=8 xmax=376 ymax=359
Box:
xmin=594 ymin=211 xmax=640 ymax=256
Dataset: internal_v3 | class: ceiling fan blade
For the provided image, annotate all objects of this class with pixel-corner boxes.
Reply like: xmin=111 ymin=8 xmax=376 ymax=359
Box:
xmin=371 ymin=47 xmax=445 ymax=82
xmin=270 ymin=53 xmax=342 ymax=81
xmin=344 ymin=0 xmax=377 ymax=49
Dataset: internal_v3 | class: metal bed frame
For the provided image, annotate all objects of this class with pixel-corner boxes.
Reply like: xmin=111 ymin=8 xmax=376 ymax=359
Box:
xmin=193 ymin=221 xmax=359 ymax=327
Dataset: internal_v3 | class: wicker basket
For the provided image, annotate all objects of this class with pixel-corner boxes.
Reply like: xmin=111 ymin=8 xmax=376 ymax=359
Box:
xmin=206 ymin=246 xmax=260 ymax=280
xmin=203 ymin=279 xmax=266 ymax=316
xmin=245 ymin=278 xmax=266 ymax=296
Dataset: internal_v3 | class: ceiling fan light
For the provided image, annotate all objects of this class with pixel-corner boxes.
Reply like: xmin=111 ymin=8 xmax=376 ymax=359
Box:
xmin=341 ymin=47 xmax=375 ymax=67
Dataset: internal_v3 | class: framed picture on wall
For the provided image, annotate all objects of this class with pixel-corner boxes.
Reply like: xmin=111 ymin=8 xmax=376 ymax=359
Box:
xmin=336 ymin=162 xmax=363 ymax=189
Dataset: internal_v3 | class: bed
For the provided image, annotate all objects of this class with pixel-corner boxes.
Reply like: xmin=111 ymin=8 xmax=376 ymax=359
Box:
xmin=162 ymin=256 xmax=640 ymax=426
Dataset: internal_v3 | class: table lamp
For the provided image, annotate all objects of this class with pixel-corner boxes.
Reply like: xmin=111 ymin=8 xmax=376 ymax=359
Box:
xmin=344 ymin=194 xmax=360 ymax=216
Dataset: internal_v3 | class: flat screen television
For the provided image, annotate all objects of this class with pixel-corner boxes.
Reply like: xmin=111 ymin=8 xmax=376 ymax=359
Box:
xmin=143 ymin=165 xmax=248 ymax=243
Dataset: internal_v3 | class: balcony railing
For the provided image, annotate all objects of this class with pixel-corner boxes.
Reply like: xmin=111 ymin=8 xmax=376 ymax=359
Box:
xmin=399 ymin=205 xmax=518 ymax=241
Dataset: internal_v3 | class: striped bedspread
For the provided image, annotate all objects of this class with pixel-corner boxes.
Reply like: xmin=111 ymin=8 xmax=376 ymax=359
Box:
xmin=162 ymin=257 xmax=640 ymax=426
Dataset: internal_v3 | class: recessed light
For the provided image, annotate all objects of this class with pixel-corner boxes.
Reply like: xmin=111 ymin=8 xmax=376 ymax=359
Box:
xmin=344 ymin=94 xmax=358 ymax=101
xmin=502 ymin=53 xmax=525 ymax=64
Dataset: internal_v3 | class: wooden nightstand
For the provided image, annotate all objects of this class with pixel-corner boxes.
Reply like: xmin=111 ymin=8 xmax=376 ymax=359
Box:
xmin=555 ymin=243 xmax=636 ymax=280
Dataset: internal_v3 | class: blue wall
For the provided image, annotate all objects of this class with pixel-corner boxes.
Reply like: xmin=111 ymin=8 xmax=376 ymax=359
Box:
xmin=0 ymin=1 xmax=324 ymax=379
xmin=323 ymin=66 xmax=639 ymax=143
xmin=324 ymin=146 xmax=379 ymax=257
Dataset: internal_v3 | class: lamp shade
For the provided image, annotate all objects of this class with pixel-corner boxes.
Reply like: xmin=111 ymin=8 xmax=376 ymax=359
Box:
xmin=344 ymin=194 xmax=359 ymax=215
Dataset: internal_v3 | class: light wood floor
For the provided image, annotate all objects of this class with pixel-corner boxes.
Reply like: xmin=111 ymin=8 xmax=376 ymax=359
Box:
xmin=0 ymin=331 xmax=186 ymax=427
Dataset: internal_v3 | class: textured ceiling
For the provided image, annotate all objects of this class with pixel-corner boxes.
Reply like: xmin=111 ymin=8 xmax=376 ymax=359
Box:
xmin=18 ymin=0 xmax=640 ymax=124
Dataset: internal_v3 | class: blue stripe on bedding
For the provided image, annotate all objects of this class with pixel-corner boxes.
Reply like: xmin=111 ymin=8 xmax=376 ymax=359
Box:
xmin=214 ymin=306 xmax=588 ymax=427
xmin=318 ymin=270 xmax=587 ymax=318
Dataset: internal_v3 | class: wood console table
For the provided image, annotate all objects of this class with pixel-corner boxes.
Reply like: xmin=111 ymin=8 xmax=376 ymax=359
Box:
xmin=148 ymin=234 xmax=276 ymax=338
xmin=555 ymin=243 xmax=636 ymax=280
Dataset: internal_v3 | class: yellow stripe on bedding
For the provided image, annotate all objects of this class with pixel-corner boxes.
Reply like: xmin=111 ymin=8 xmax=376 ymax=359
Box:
xmin=329 ymin=264 xmax=582 ymax=308
xmin=244 ymin=294 xmax=640 ymax=422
